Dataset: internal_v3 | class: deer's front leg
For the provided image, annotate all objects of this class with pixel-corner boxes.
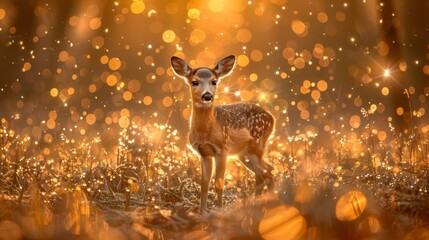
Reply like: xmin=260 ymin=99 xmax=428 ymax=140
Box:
xmin=200 ymin=155 xmax=213 ymax=213
xmin=214 ymin=152 xmax=227 ymax=208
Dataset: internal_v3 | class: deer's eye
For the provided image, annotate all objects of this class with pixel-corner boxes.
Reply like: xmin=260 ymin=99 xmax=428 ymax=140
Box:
xmin=191 ymin=81 xmax=199 ymax=86
xmin=212 ymin=81 xmax=217 ymax=86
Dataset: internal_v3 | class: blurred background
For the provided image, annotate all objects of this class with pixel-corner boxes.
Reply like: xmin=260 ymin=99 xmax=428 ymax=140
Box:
xmin=1 ymin=1 xmax=429 ymax=239
xmin=0 ymin=0 xmax=428 ymax=157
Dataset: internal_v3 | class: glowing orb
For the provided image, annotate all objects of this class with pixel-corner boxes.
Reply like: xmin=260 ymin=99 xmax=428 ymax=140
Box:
xmin=131 ymin=0 xmax=145 ymax=14
xmin=188 ymin=8 xmax=200 ymax=19
xmin=106 ymin=75 xmax=118 ymax=86
xmin=162 ymin=30 xmax=176 ymax=43
xmin=0 ymin=8 xmax=5 ymax=20
xmin=259 ymin=204 xmax=306 ymax=240
xmin=383 ymin=69 xmax=390 ymax=77
xmin=335 ymin=190 xmax=367 ymax=221
xmin=108 ymin=57 xmax=122 ymax=71
xmin=237 ymin=54 xmax=249 ymax=67
xmin=50 ymin=88 xmax=59 ymax=97
xmin=291 ymin=20 xmax=306 ymax=35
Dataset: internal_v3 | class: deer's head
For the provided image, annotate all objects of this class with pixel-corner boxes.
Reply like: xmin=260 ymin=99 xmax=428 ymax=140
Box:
xmin=171 ymin=55 xmax=236 ymax=109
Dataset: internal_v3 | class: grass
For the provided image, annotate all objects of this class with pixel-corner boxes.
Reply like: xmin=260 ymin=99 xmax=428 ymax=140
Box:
xmin=0 ymin=115 xmax=429 ymax=239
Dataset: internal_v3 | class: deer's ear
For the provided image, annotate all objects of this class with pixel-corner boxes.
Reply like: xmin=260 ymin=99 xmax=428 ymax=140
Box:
xmin=214 ymin=55 xmax=236 ymax=79
xmin=171 ymin=56 xmax=192 ymax=79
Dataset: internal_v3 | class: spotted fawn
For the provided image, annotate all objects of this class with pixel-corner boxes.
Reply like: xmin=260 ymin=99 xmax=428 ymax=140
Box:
xmin=171 ymin=55 xmax=275 ymax=213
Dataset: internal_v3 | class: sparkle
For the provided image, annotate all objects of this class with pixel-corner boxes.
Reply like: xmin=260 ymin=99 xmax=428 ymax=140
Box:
xmin=383 ymin=69 xmax=390 ymax=77
xmin=0 ymin=2 xmax=427 ymax=237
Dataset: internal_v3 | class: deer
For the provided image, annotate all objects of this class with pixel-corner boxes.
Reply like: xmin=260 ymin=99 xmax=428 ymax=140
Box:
xmin=170 ymin=55 xmax=275 ymax=213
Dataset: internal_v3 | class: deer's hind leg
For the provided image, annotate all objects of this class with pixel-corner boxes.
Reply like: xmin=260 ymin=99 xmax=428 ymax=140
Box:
xmin=238 ymin=154 xmax=264 ymax=194
xmin=238 ymin=152 xmax=274 ymax=195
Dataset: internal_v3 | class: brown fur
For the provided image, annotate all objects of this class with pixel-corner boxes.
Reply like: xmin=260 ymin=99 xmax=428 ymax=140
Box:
xmin=171 ymin=55 xmax=275 ymax=213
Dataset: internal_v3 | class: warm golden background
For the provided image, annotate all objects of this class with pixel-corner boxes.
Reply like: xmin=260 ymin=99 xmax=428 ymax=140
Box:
xmin=1 ymin=0 xmax=428 ymax=150
xmin=1 ymin=0 xmax=429 ymax=239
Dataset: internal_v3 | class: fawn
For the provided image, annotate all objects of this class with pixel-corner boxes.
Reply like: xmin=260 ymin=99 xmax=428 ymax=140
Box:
xmin=170 ymin=55 xmax=275 ymax=213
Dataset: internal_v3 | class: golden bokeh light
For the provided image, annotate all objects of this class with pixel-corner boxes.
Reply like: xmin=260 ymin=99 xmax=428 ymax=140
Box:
xmin=259 ymin=204 xmax=306 ymax=240
xmin=354 ymin=97 xmax=362 ymax=107
xmin=182 ymin=108 xmax=191 ymax=120
xmin=119 ymin=116 xmax=130 ymax=128
xmin=50 ymin=88 xmax=59 ymax=97
xmin=131 ymin=0 xmax=145 ymax=14
xmin=108 ymin=57 xmax=122 ymax=71
xmin=0 ymin=8 xmax=5 ymax=20
xmin=300 ymin=110 xmax=310 ymax=120
xmin=188 ymin=8 xmax=200 ymax=19
xmin=282 ymin=47 xmax=295 ymax=61
xmin=377 ymin=41 xmax=389 ymax=56
xmin=36 ymin=24 xmax=48 ymax=37
xmin=162 ymin=29 xmax=176 ymax=43
xmin=128 ymin=79 xmax=141 ymax=93
xmin=162 ymin=96 xmax=174 ymax=107
xmin=310 ymin=90 xmax=321 ymax=101
xmin=46 ymin=119 xmax=56 ymax=129
xmin=359 ymin=216 xmax=381 ymax=234
xmin=294 ymin=58 xmax=305 ymax=69
xmin=291 ymin=20 xmax=307 ymax=36
xmin=88 ymin=84 xmax=96 ymax=93
xmin=237 ymin=54 xmax=249 ymax=67
xmin=100 ymin=55 xmax=109 ymax=64
xmin=236 ymin=28 xmax=252 ymax=43
xmin=300 ymin=86 xmax=310 ymax=94
xmin=123 ymin=91 xmax=133 ymax=101
xmin=250 ymin=49 xmax=263 ymax=62
xmin=143 ymin=96 xmax=152 ymax=105
xmin=189 ymin=29 xmax=206 ymax=46
xmin=249 ymin=73 xmax=258 ymax=82
xmin=262 ymin=78 xmax=276 ymax=90
xmin=240 ymin=90 xmax=253 ymax=101
xmin=399 ymin=61 xmax=407 ymax=72
xmin=317 ymin=12 xmax=328 ymax=23
xmin=68 ymin=88 xmax=75 ymax=95
xmin=423 ymin=65 xmax=429 ymax=75
xmin=336 ymin=11 xmax=346 ymax=22
xmin=92 ymin=36 xmax=105 ymax=49
xmin=89 ymin=18 xmax=101 ymax=30
xmin=0 ymin=2 xmax=428 ymax=238
xmin=106 ymin=74 xmax=118 ymax=86
xmin=48 ymin=110 xmax=57 ymax=120
xmin=317 ymin=80 xmax=328 ymax=92
xmin=336 ymin=191 xmax=367 ymax=221
xmin=303 ymin=80 xmax=311 ymax=89
xmin=85 ymin=114 xmax=96 ymax=125
xmin=22 ymin=62 xmax=32 ymax=72
xmin=349 ymin=115 xmax=361 ymax=129
xmin=381 ymin=87 xmax=389 ymax=96
xmin=378 ymin=131 xmax=387 ymax=141
xmin=59 ymin=51 xmax=69 ymax=62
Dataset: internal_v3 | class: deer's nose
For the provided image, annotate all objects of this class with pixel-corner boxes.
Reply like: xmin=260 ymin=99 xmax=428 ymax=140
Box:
xmin=201 ymin=92 xmax=213 ymax=102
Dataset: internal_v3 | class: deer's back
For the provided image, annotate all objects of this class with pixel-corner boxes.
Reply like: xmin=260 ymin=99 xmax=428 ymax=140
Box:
xmin=215 ymin=103 xmax=274 ymax=141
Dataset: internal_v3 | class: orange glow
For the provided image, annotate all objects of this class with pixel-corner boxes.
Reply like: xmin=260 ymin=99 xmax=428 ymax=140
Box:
xmin=336 ymin=191 xmax=367 ymax=221
xmin=259 ymin=204 xmax=306 ymax=240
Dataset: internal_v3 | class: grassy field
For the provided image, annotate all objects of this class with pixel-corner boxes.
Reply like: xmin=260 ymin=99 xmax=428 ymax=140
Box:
xmin=1 ymin=118 xmax=428 ymax=240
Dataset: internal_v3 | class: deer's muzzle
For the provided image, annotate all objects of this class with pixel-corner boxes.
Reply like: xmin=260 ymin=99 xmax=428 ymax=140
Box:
xmin=201 ymin=92 xmax=213 ymax=102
